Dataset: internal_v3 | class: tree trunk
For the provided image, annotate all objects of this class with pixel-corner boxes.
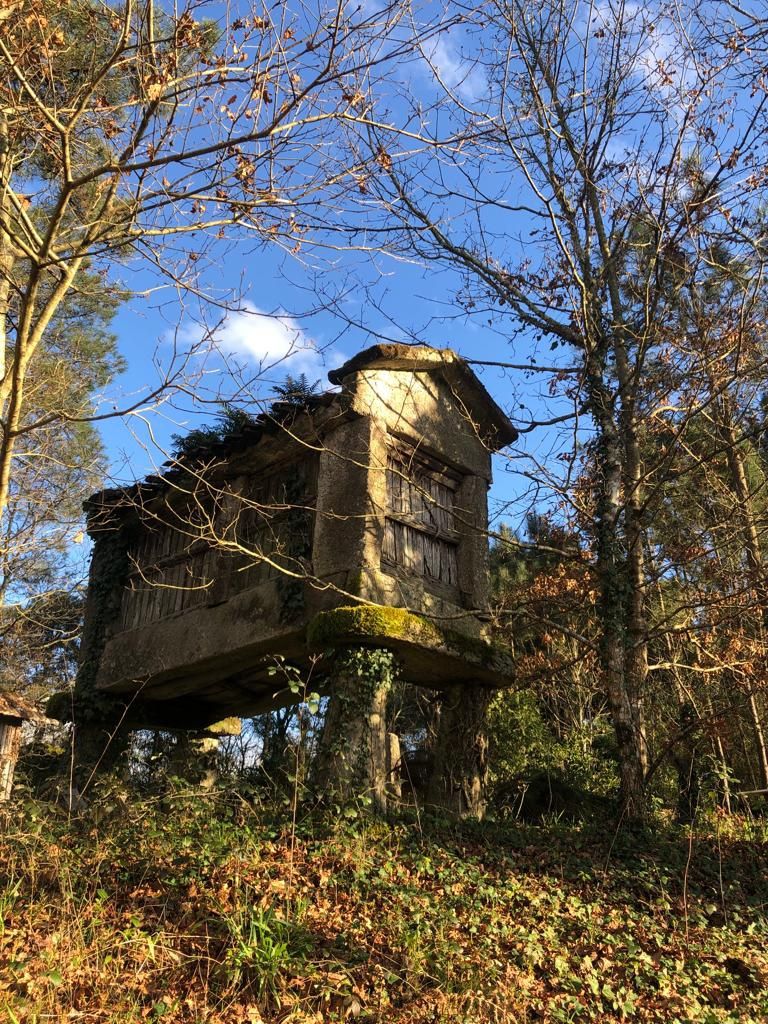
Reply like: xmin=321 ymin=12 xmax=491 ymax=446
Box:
xmin=718 ymin=403 xmax=768 ymax=790
xmin=670 ymin=700 xmax=700 ymax=824
xmin=623 ymin=431 xmax=650 ymax=778
xmin=588 ymin=368 xmax=647 ymax=819
xmin=748 ymin=692 xmax=768 ymax=793
xmin=0 ymin=110 xmax=18 ymax=544
xmin=714 ymin=732 xmax=733 ymax=814
xmin=427 ymin=683 xmax=492 ymax=819
xmin=314 ymin=648 xmax=394 ymax=814
xmin=655 ymin=581 xmax=704 ymax=822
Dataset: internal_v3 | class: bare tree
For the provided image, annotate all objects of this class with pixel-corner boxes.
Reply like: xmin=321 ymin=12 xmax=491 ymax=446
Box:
xmin=339 ymin=0 xmax=768 ymax=816
xmin=0 ymin=0 xmax=411 ymax=601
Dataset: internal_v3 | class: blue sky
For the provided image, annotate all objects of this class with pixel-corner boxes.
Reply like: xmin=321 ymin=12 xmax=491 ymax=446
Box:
xmin=98 ymin=234 xmax=543 ymax=532
xmin=88 ymin=0 xmax=573 ymax=533
xmin=88 ymin=0 xmax=742 ymax=537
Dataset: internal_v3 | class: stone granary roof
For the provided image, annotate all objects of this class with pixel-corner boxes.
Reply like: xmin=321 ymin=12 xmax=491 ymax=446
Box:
xmin=330 ymin=344 xmax=518 ymax=447
xmin=0 ymin=692 xmax=47 ymax=723
xmin=83 ymin=343 xmax=517 ymax=525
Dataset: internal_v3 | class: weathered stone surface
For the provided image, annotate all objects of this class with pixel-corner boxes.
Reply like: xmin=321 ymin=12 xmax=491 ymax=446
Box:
xmin=386 ymin=731 xmax=402 ymax=800
xmin=314 ymin=648 xmax=394 ymax=812
xmin=169 ymin=733 xmax=220 ymax=789
xmin=329 ymin=344 xmax=517 ymax=451
xmin=307 ymin=605 xmax=513 ymax=687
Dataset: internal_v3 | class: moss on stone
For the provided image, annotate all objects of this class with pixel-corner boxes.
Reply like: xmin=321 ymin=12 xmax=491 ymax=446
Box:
xmin=307 ymin=605 xmax=444 ymax=650
xmin=443 ymin=627 xmax=493 ymax=661
xmin=307 ymin=605 xmax=513 ymax=677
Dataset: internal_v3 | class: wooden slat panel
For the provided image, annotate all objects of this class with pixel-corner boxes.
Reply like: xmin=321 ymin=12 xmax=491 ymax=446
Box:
xmin=0 ymin=722 xmax=22 ymax=802
xmin=114 ymin=456 xmax=318 ymax=632
xmin=160 ymin=570 xmax=172 ymax=621
xmin=126 ymin=583 xmax=138 ymax=631
xmin=423 ymin=533 xmax=439 ymax=579
xmin=172 ymin=561 xmax=184 ymax=615
xmin=384 ymin=449 xmax=460 ymax=591
xmin=132 ymin=582 xmax=142 ymax=630
xmin=383 ymin=518 xmax=396 ymax=564
xmin=444 ymin=543 xmax=458 ymax=586
xmin=201 ymin=549 xmax=214 ymax=604
xmin=128 ymin=583 xmax=138 ymax=631
xmin=154 ymin=574 xmax=166 ymax=623
xmin=134 ymin=580 xmax=146 ymax=630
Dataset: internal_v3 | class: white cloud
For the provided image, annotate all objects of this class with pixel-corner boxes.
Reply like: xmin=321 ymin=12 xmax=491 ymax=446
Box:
xmin=634 ymin=25 xmax=695 ymax=109
xmin=209 ymin=302 xmax=324 ymax=376
xmin=424 ymin=33 xmax=486 ymax=105
xmin=592 ymin=3 xmax=695 ymax=124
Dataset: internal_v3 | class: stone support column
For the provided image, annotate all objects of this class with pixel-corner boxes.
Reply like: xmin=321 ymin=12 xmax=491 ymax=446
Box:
xmin=427 ymin=682 xmax=492 ymax=819
xmin=169 ymin=732 xmax=220 ymax=790
xmin=315 ymin=648 xmax=395 ymax=813
xmin=59 ymin=514 xmax=135 ymax=784
xmin=386 ymin=731 xmax=403 ymax=801
xmin=71 ymin=715 xmax=130 ymax=783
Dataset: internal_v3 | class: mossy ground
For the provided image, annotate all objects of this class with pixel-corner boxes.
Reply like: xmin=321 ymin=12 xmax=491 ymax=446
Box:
xmin=2 ymin=791 xmax=767 ymax=1023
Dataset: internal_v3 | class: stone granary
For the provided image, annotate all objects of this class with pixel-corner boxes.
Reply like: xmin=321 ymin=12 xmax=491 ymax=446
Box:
xmin=61 ymin=344 xmax=516 ymax=815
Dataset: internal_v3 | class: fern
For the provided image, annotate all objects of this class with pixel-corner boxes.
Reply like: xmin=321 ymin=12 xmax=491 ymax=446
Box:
xmin=170 ymin=404 xmax=259 ymax=461
xmin=170 ymin=378 xmax=322 ymax=463
xmin=269 ymin=374 xmax=320 ymax=405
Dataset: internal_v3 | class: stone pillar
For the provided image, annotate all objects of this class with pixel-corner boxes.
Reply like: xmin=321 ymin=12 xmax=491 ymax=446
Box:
xmin=315 ymin=648 xmax=394 ymax=813
xmin=71 ymin=714 xmax=130 ymax=781
xmin=169 ymin=733 xmax=220 ymax=789
xmin=57 ymin=512 xmax=136 ymax=784
xmin=0 ymin=718 xmax=22 ymax=802
xmin=312 ymin=417 xmax=380 ymax=592
xmin=387 ymin=731 xmax=403 ymax=801
xmin=456 ymin=473 xmax=491 ymax=612
xmin=427 ymin=683 xmax=492 ymax=819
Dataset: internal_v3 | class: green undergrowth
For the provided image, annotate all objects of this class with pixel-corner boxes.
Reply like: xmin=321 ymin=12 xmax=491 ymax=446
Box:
xmin=1 ymin=791 xmax=767 ymax=1023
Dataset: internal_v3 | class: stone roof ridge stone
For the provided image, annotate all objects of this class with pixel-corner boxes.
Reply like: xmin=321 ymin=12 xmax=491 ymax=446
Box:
xmin=327 ymin=343 xmax=518 ymax=449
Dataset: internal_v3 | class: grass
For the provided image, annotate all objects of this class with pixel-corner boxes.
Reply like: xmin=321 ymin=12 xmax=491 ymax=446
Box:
xmin=1 ymin=788 xmax=767 ymax=1022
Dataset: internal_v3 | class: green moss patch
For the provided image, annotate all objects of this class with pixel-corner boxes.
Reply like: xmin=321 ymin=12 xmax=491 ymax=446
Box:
xmin=307 ymin=605 xmax=445 ymax=649
xmin=307 ymin=605 xmax=513 ymax=677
